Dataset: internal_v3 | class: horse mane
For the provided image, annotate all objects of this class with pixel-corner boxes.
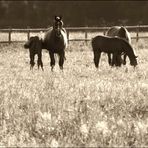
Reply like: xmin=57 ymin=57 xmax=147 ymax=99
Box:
xmin=118 ymin=26 xmax=131 ymax=44
xmin=118 ymin=26 xmax=127 ymax=38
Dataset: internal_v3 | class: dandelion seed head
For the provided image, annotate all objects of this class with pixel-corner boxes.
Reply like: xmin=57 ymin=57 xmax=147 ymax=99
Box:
xmin=96 ymin=121 xmax=109 ymax=135
xmin=37 ymin=111 xmax=51 ymax=122
xmin=117 ymin=119 xmax=125 ymax=128
xmin=80 ymin=123 xmax=89 ymax=137
xmin=135 ymin=121 xmax=148 ymax=134
xmin=50 ymin=138 xmax=59 ymax=148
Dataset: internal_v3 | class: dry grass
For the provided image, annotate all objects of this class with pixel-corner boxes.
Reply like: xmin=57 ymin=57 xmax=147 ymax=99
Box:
xmin=0 ymin=38 xmax=148 ymax=147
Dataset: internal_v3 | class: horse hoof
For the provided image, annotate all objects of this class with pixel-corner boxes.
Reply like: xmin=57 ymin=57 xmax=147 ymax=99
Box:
xmin=123 ymin=62 xmax=126 ymax=65
xmin=59 ymin=66 xmax=63 ymax=70
xmin=30 ymin=66 xmax=33 ymax=70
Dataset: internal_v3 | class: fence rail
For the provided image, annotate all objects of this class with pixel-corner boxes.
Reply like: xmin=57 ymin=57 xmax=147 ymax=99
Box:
xmin=1 ymin=25 xmax=148 ymax=43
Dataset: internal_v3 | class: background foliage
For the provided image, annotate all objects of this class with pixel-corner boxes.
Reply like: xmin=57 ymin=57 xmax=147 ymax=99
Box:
xmin=0 ymin=1 xmax=147 ymax=28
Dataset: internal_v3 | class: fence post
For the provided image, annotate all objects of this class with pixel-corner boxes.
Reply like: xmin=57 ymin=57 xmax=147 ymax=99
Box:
xmin=103 ymin=29 xmax=106 ymax=35
xmin=27 ymin=26 xmax=30 ymax=40
xmin=67 ymin=30 xmax=69 ymax=43
xmin=136 ymin=25 xmax=140 ymax=42
xmin=8 ymin=27 xmax=12 ymax=44
xmin=85 ymin=29 xmax=88 ymax=44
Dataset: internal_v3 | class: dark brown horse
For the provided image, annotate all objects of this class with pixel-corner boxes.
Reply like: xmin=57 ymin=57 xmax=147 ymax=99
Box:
xmin=92 ymin=35 xmax=137 ymax=68
xmin=24 ymin=36 xmax=43 ymax=70
xmin=106 ymin=26 xmax=131 ymax=66
xmin=42 ymin=16 xmax=68 ymax=71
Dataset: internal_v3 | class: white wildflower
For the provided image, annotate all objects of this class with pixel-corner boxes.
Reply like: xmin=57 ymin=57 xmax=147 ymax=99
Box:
xmin=8 ymin=134 xmax=17 ymax=146
xmin=141 ymin=82 xmax=148 ymax=88
xmin=117 ymin=119 xmax=125 ymax=128
xmin=96 ymin=121 xmax=109 ymax=135
xmin=80 ymin=123 xmax=89 ymax=137
xmin=5 ymin=110 xmax=10 ymax=120
xmin=135 ymin=121 xmax=148 ymax=134
xmin=37 ymin=111 xmax=51 ymax=122
xmin=50 ymin=138 xmax=59 ymax=148
xmin=41 ymin=112 xmax=52 ymax=121
xmin=36 ymin=111 xmax=52 ymax=130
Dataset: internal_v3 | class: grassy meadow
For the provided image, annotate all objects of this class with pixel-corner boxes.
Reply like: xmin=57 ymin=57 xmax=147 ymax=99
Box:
xmin=0 ymin=36 xmax=148 ymax=147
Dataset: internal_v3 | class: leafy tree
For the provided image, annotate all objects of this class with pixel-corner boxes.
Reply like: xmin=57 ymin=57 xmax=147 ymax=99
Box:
xmin=0 ymin=1 xmax=147 ymax=28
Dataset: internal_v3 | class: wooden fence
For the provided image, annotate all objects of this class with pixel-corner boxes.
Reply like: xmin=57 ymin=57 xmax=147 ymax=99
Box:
xmin=0 ymin=25 xmax=148 ymax=44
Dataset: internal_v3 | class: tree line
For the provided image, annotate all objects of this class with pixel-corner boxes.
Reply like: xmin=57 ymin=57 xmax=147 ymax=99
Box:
xmin=0 ymin=1 xmax=147 ymax=28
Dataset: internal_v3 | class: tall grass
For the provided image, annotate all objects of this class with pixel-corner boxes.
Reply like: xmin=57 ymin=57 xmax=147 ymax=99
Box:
xmin=0 ymin=40 xmax=148 ymax=147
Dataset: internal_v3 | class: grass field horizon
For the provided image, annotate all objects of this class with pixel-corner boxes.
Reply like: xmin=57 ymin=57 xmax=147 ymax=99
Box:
xmin=0 ymin=38 xmax=148 ymax=147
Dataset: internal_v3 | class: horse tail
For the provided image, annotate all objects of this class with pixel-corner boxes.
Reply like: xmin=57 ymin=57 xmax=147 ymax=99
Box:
xmin=91 ymin=37 xmax=95 ymax=50
xmin=91 ymin=37 xmax=98 ymax=52
xmin=125 ymin=29 xmax=131 ymax=44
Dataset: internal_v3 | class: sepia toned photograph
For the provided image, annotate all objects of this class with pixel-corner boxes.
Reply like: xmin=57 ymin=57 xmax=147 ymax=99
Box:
xmin=0 ymin=0 xmax=148 ymax=147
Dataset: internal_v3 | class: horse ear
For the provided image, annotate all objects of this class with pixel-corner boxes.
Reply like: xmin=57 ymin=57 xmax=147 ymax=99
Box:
xmin=55 ymin=16 xmax=57 ymax=20
xmin=35 ymin=36 xmax=40 ymax=41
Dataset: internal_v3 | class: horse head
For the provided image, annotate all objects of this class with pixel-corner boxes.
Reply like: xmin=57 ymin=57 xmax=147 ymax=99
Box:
xmin=53 ymin=16 xmax=64 ymax=38
xmin=130 ymin=55 xmax=138 ymax=67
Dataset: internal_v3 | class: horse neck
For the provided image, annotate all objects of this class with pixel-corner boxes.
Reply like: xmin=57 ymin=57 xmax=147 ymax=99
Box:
xmin=118 ymin=27 xmax=126 ymax=38
xmin=126 ymin=31 xmax=131 ymax=44
xmin=124 ymin=42 xmax=135 ymax=61
xmin=54 ymin=29 xmax=64 ymax=41
xmin=119 ymin=27 xmax=131 ymax=43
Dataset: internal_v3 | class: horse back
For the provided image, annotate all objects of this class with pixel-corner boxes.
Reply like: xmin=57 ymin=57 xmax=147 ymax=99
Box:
xmin=106 ymin=26 xmax=121 ymax=36
xmin=107 ymin=26 xmax=131 ymax=44
xmin=92 ymin=35 xmax=127 ymax=53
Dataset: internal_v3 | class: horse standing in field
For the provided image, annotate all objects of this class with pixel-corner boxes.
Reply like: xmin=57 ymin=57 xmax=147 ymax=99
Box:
xmin=24 ymin=36 xmax=44 ymax=70
xmin=106 ymin=26 xmax=131 ymax=66
xmin=42 ymin=16 xmax=68 ymax=71
xmin=91 ymin=35 xmax=137 ymax=68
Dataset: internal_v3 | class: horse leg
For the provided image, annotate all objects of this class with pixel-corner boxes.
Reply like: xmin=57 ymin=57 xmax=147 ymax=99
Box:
xmin=116 ymin=54 xmax=122 ymax=67
xmin=37 ymin=52 xmax=44 ymax=71
xmin=93 ymin=51 xmax=101 ymax=68
xmin=123 ymin=54 xmax=127 ymax=65
xmin=114 ymin=54 xmax=120 ymax=67
xmin=107 ymin=53 xmax=112 ymax=66
xmin=49 ymin=51 xmax=55 ymax=71
xmin=112 ymin=53 xmax=117 ymax=67
xmin=59 ymin=51 xmax=65 ymax=70
xmin=30 ymin=53 xmax=35 ymax=70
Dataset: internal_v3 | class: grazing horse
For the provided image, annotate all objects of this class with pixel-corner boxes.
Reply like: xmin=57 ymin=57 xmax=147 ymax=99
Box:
xmin=42 ymin=16 xmax=68 ymax=71
xmin=91 ymin=35 xmax=137 ymax=68
xmin=106 ymin=26 xmax=131 ymax=66
xmin=24 ymin=36 xmax=43 ymax=70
